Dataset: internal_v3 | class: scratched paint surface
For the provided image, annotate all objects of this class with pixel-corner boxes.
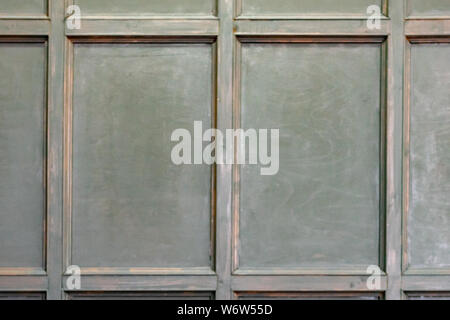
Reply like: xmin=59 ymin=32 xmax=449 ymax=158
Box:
xmin=408 ymin=43 xmax=450 ymax=269
xmin=239 ymin=43 xmax=382 ymax=269
xmin=75 ymin=0 xmax=215 ymax=16
xmin=240 ymin=0 xmax=383 ymax=16
xmin=71 ymin=43 xmax=213 ymax=268
xmin=0 ymin=43 xmax=46 ymax=268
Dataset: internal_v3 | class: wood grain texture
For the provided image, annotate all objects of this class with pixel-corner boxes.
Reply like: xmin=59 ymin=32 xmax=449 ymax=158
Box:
xmin=69 ymin=42 xmax=214 ymax=269
xmin=237 ymin=42 xmax=382 ymax=270
xmin=0 ymin=42 xmax=46 ymax=269
xmin=74 ymin=0 xmax=216 ymax=17
xmin=407 ymin=43 xmax=450 ymax=270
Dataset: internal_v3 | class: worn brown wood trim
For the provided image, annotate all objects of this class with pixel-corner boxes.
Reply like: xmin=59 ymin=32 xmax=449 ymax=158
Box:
xmin=236 ymin=35 xmax=386 ymax=43
xmin=62 ymin=275 xmax=218 ymax=292
xmin=403 ymin=276 xmax=450 ymax=292
xmin=384 ymin=0 xmax=404 ymax=300
xmin=0 ymin=268 xmax=47 ymax=276
xmin=65 ymin=19 xmax=220 ymax=37
xmin=0 ymin=276 xmax=48 ymax=291
xmin=234 ymin=268 xmax=387 ymax=276
xmin=215 ymin=0 xmax=234 ymax=300
xmin=63 ymin=36 xmax=73 ymax=272
xmin=234 ymin=20 xmax=390 ymax=36
xmin=0 ymin=20 xmax=50 ymax=36
xmin=405 ymin=20 xmax=450 ymax=37
xmin=64 ymin=267 xmax=216 ymax=276
xmin=231 ymin=275 xmax=388 ymax=292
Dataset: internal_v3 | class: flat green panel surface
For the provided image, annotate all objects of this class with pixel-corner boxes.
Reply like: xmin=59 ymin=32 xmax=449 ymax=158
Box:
xmin=75 ymin=0 xmax=215 ymax=16
xmin=408 ymin=44 xmax=450 ymax=269
xmin=69 ymin=292 xmax=213 ymax=300
xmin=240 ymin=0 xmax=382 ymax=16
xmin=72 ymin=43 xmax=213 ymax=268
xmin=239 ymin=43 xmax=382 ymax=269
xmin=0 ymin=42 xmax=46 ymax=268
xmin=238 ymin=293 xmax=382 ymax=300
xmin=0 ymin=0 xmax=46 ymax=16
xmin=408 ymin=0 xmax=450 ymax=17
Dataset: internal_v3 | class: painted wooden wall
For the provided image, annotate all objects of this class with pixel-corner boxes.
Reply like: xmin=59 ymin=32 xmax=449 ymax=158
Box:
xmin=0 ymin=0 xmax=449 ymax=300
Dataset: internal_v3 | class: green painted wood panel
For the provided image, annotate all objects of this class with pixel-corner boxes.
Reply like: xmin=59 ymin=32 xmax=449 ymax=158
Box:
xmin=68 ymin=292 xmax=213 ymax=300
xmin=237 ymin=292 xmax=382 ymax=300
xmin=239 ymin=43 xmax=382 ymax=269
xmin=408 ymin=44 xmax=450 ymax=269
xmin=408 ymin=0 xmax=450 ymax=17
xmin=0 ymin=42 xmax=46 ymax=268
xmin=71 ymin=43 xmax=213 ymax=269
xmin=0 ymin=292 xmax=45 ymax=300
xmin=74 ymin=0 xmax=216 ymax=16
xmin=240 ymin=0 xmax=382 ymax=16
xmin=0 ymin=0 xmax=46 ymax=16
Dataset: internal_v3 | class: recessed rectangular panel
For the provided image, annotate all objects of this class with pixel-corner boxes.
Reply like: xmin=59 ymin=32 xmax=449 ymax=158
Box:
xmin=68 ymin=292 xmax=214 ymax=300
xmin=407 ymin=292 xmax=450 ymax=300
xmin=74 ymin=0 xmax=216 ymax=16
xmin=408 ymin=43 xmax=450 ymax=270
xmin=240 ymin=0 xmax=383 ymax=17
xmin=0 ymin=0 xmax=47 ymax=16
xmin=0 ymin=292 xmax=45 ymax=300
xmin=0 ymin=42 xmax=46 ymax=268
xmin=236 ymin=292 xmax=382 ymax=300
xmin=239 ymin=42 xmax=382 ymax=269
xmin=71 ymin=43 xmax=213 ymax=269
xmin=408 ymin=0 xmax=450 ymax=17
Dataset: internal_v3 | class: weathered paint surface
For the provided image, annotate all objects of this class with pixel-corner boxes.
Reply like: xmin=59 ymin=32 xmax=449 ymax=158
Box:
xmin=240 ymin=0 xmax=383 ymax=16
xmin=0 ymin=0 xmax=46 ymax=16
xmin=408 ymin=0 xmax=450 ymax=17
xmin=75 ymin=0 xmax=216 ymax=16
xmin=0 ymin=42 xmax=46 ymax=268
xmin=408 ymin=43 xmax=450 ymax=269
xmin=239 ymin=43 xmax=381 ymax=269
xmin=0 ymin=0 xmax=449 ymax=300
xmin=71 ymin=43 xmax=213 ymax=268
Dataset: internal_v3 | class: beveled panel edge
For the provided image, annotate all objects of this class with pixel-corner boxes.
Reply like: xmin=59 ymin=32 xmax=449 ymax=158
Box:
xmin=401 ymin=36 xmax=450 ymax=275
xmin=65 ymin=18 xmax=219 ymax=36
xmin=62 ymin=275 xmax=218 ymax=292
xmin=0 ymin=37 xmax=49 ymax=274
xmin=234 ymin=20 xmax=390 ymax=36
xmin=405 ymin=20 xmax=450 ymax=37
xmin=231 ymin=275 xmax=388 ymax=292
